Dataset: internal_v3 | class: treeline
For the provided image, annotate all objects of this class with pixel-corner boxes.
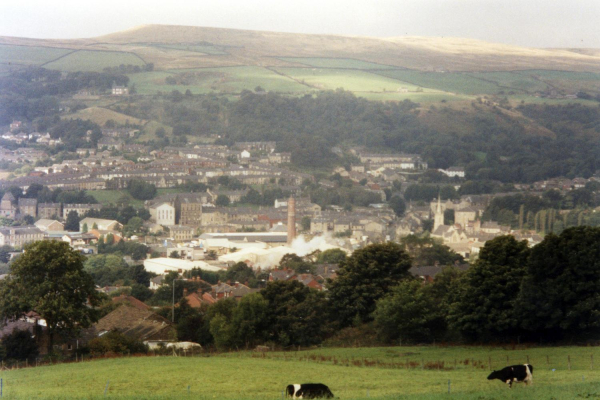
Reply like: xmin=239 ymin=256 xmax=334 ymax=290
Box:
xmin=0 ymin=67 xmax=129 ymax=124
xmin=122 ymin=90 xmax=600 ymax=182
xmin=176 ymin=228 xmax=600 ymax=348
xmin=482 ymin=188 xmax=600 ymax=231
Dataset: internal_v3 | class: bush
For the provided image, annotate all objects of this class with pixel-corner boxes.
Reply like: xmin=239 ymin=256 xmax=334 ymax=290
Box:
xmin=1 ymin=328 xmax=39 ymax=361
xmin=88 ymin=330 xmax=148 ymax=356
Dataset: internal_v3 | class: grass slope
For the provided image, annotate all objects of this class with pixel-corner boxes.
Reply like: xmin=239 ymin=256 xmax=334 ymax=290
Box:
xmin=3 ymin=346 xmax=600 ymax=399
xmin=128 ymin=67 xmax=309 ymax=95
xmin=62 ymin=107 xmax=147 ymax=126
xmin=277 ymin=57 xmax=396 ymax=70
xmin=275 ymin=68 xmax=429 ymax=93
xmin=0 ymin=44 xmax=72 ymax=66
xmin=43 ymin=50 xmax=145 ymax=72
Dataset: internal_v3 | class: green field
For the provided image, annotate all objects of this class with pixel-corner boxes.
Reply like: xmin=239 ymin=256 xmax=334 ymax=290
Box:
xmin=2 ymin=346 xmax=600 ymax=399
xmin=469 ymin=72 xmax=548 ymax=93
xmin=275 ymin=68 xmax=431 ymax=93
xmin=376 ymin=70 xmax=506 ymax=95
xmin=43 ymin=50 xmax=146 ymax=72
xmin=128 ymin=67 xmax=310 ymax=95
xmin=86 ymin=189 xmax=184 ymax=208
xmin=278 ymin=57 xmax=397 ymax=70
xmin=0 ymin=44 xmax=72 ymax=66
xmin=155 ymin=44 xmax=227 ymax=55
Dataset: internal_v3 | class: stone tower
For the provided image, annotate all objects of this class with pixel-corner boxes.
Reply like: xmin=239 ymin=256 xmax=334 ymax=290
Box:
xmin=433 ymin=194 xmax=444 ymax=232
xmin=287 ymin=197 xmax=296 ymax=245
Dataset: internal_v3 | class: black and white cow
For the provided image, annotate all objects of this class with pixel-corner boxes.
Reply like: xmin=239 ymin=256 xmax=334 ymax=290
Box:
xmin=487 ymin=364 xmax=533 ymax=388
xmin=286 ymin=383 xmax=334 ymax=399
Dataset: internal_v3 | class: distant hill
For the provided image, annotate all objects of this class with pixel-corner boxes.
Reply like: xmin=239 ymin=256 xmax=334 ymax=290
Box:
xmin=1 ymin=24 xmax=600 ymax=72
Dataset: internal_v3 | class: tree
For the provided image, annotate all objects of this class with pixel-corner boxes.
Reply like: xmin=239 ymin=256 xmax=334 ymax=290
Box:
xmin=1 ymin=328 xmax=39 ymax=361
xmin=215 ymin=195 xmax=230 ymax=207
xmin=260 ymin=280 xmax=330 ymax=347
xmin=316 ymin=248 xmax=347 ymax=264
xmin=301 ymin=216 xmax=311 ymax=232
xmin=169 ymin=251 xmax=180 ymax=259
xmin=374 ymin=280 xmax=446 ymax=344
xmin=228 ymin=293 xmax=269 ymax=348
xmin=448 ymin=235 xmax=530 ymax=341
xmin=65 ymin=210 xmax=80 ymax=231
xmin=82 ymin=223 xmax=88 ymax=233
xmin=224 ymin=262 xmax=256 ymax=285
xmin=130 ymin=283 xmax=153 ymax=302
xmin=0 ymin=245 xmax=12 ymax=264
xmin=0 ymin=241 xmax=101 ymax=352
xmin=327 ymin=242 xmax=412 ymax=327
xmin=389 ymin=196 xmax=406 ymax=217
xmin=278 ymin=253 xmax=314 ymax=274
xmin=518 ymin=227 xmax=600 ymax=340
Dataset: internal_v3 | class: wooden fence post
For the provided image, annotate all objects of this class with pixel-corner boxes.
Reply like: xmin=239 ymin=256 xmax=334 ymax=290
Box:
xmin=568 ymin=355 xmax=571 ymax=371
xmin=591 ymin=354 xmax=594 ymax=371
xmin=546 ymin=355 xmax=549 ymax=366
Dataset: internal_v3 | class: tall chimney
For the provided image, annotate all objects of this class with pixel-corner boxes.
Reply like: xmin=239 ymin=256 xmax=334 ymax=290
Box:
xmin=287 ymin=197 xmax=296 ymax=245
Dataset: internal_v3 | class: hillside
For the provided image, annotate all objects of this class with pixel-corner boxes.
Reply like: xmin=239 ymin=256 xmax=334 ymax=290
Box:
xmin=1 ymin=24 xmax=600 ymax=72
xmin=2 ymin=25 xmax=600 ymax=104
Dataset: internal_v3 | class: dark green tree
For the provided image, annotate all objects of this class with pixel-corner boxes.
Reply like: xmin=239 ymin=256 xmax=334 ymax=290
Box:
xmin=448 ymin=235 xmax=530 ymax=341
xmin=327 ymin=242 xmax=412 ymax=326
xmin=389 ymin=195 xmax=406 ymax=217
xmin=518 ymin=227 xmax=600 ymax=340
xmin=0 ymin=241 xmax=101 ymax=352
xmin=1 ymin=328 xmax=39 ymax=361
xmin=65 ymin=210 xmax=80 ymax=231
xmin=215 ymin=195 xmax=230 ymax=207
xmin=316 ymin=248 xmax=347 ymax=264
xmin=261 ymin=280 xmax=330 ymax=347
xmin=374 ymin=280 xmax=446 ymax=344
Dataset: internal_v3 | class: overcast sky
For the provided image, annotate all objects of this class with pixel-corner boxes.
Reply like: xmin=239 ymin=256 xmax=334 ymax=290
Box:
xmin=1 ymin=0 xmax=599 ymax=48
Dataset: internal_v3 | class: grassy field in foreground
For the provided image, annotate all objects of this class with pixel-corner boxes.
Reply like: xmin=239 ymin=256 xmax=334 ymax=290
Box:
xmin=2 ymin=346 xmax=600 ymax=399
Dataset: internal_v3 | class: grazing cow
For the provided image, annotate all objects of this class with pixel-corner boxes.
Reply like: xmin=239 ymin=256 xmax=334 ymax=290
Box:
xmin=487 ymin=364 xmax=533 ymax=388
xmin=286 ymin=383 xmax=334 ymax=399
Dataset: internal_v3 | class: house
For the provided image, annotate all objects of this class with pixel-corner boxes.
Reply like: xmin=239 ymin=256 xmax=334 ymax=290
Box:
xmin=0 ymin=192 xmax=17 ymax=219
xmin=17 ymin=198 xmax=37 ymax=218
xmin=169 ymin=226 xmax=195 ymax=241
xmin=0 ymin=226 xmax=44 ymax=248
xmin=438 ymin=167 xmax=465 ymax=178
xmin=94 ymin=303 xmax=176 ymax=346
xmin=111 ymin=85 xmax=129 ymax=96
xmin=97 ymin=137 xmax=123 ymax=150
xmin=37 ymin=203 xmax=62 ymax=219
xmin=79 ymin=217 xmax=122 ymax=232
xmin=62 ymin=233 xmax=97 ymax=247
xmin=35 ymin=219 xmax=64 ymax=232
xmin=149 ymin=275 xmax=165 ymax=290
xmin=154 ymin=203 xmax=176 ymax=226
xmin=62 ymin=203 xmax=102 ymax=218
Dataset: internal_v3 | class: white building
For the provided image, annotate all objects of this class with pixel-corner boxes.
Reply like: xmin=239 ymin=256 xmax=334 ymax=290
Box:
xmin=143 ymin=257 xmax=224 ymax=275
xmin=155 ymin=203 xmax=176 ymax=226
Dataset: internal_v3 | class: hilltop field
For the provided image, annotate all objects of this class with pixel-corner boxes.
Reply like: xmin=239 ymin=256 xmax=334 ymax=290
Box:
xmin=2 ymin=346 xmax=600 ymax=399
xmin=1 ymin=25 xmax=600 ymax=104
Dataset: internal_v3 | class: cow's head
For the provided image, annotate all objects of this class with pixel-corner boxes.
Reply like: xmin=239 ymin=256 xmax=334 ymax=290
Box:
xmin=487 ymin=371 xmax=501 ymax=380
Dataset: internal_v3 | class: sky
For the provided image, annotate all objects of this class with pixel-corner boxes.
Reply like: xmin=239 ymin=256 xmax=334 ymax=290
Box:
xmin=1 ymin=0 xmax=599 ymax=48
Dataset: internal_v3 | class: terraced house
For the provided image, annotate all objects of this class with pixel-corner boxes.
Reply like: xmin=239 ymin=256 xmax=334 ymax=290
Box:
xmin=0 ymin=226 xmax=44 ymax=248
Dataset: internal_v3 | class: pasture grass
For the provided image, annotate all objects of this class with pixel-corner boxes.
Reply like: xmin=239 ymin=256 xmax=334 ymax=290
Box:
xmin=469 ymin=71 xmax=548 ymax=92
xmin=277 ymin=57 xmax=396 ymax=70
xmin=44 ymin=50 xmax=145 ymax=72
xmin=275 ymin=68 xmax=432 ymax=93
xmin=155 ymin=44 xmax=227 ymax=55
xmin=0 ymin=44 xmax=72 ymax=66
xmin=376 ymin=70 xmax=505 ymax=95
xmin=2 ymin=346 xmax=600 ymax=399
xmin=86 ymin=189 xmax=184 ymax=208
xmin=62 ymin=107 xmax=146 ymax=126
xmin=128 ymin=67 xmax=309 ymax=95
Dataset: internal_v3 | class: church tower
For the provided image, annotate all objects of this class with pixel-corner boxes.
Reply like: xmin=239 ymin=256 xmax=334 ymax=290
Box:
xmin=433 ymin=194 xmax=444 ymax=231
